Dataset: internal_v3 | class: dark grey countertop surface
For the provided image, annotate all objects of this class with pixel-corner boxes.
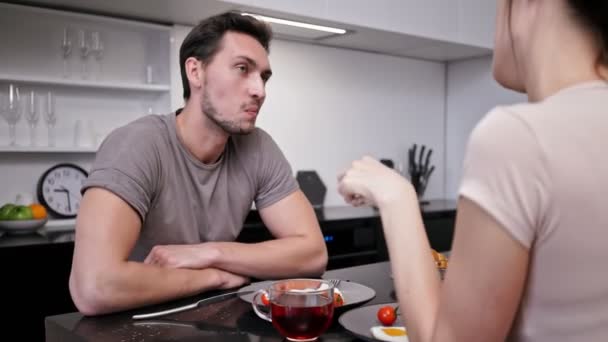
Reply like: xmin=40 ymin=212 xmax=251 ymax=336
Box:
xmin=46 ymin=261 xmax=397 ymax=342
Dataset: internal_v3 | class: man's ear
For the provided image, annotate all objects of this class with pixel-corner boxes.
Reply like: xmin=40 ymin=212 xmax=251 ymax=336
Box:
xmin=185 ymin=57 xmax=204 ymax=91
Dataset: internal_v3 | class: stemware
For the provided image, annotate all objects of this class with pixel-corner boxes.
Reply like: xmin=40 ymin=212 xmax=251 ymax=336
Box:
xmin=78 ymin=29 xmax=90 ymax=79
xmin=61 ymin=27 xmax=72 ymax=78
xmin=5 ymin=84 xmax=21 ymax=146
xmin=90 ymin=31 xmax=104 ymax=79
xmin=0 ymin=92 xmax=4 ymax=142
xmin=26 ymin=90 xmax=40 ymax=146
xmin=43 ymin=92 xmax=57 ymax=147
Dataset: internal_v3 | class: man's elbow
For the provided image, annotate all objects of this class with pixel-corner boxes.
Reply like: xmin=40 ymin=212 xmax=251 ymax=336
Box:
xmin=315 ymin=247 xmax=329 ymax=275
xmin=304 ymin=243 xmax=328 ymax=277
xmin=69 ymin=271 xmax=115 ymax=316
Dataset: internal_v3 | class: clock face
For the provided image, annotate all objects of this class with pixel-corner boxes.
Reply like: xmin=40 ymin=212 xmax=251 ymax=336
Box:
xmin=37 ymin=164 xmax=88 ymax=218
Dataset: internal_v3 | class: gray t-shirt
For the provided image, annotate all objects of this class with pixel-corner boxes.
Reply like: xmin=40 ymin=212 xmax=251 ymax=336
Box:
xmin=83 ymin=112 xmax=298 ymax=261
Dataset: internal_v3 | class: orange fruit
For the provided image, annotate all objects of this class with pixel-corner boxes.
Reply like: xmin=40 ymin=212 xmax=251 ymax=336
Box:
xmin=29 ymin=203 xmax=47 ymax=219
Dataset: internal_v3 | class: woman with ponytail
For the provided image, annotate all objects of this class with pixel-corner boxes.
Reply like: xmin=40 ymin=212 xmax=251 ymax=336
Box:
xmin=338 ymin=1 xmax=608 ymax=341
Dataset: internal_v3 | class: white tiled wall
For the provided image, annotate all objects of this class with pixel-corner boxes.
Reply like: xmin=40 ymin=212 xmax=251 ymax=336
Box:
xmin=171 ymin=26 xmax=446 ymax=206
xmin=259 ymin=40 xmax=447 ymax=205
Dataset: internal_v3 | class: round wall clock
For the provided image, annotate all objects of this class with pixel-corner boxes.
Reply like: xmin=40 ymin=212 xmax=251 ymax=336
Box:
xmin=37 ymin=163 xmax=89 ymax=218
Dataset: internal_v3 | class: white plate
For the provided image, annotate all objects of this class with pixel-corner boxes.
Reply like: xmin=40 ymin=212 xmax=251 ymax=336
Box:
xmin=0 ymin=218 xmax=48 ymax=234
xmin=339 ymin=302 xmax=405 ymax=342
xmin=238 ymin=279 xmax=376 ymax=309
xmin=43 ymin=218 xmax=76 ymax=233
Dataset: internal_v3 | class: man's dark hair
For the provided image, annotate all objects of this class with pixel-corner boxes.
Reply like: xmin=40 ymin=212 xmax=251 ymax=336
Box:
xmin=179 ymin=12 xmax=273 ymax=100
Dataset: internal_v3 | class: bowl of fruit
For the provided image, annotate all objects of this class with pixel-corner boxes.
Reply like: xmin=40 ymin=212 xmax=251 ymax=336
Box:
xmin=0 ymin=203 xmax=48 ymax=235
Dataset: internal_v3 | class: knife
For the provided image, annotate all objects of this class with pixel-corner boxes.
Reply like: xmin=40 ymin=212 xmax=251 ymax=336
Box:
xmin=418 ymin=145 xmax=425 ymax=172
xmin=423 ymin=149 xmax=433 ymax=174
xmin=132 ymin=290 xmax=254 ymax=320
xmin=410 ymin=144 xmax=417 ymax=176
xmin=408 ymin=147 xmax=414 ymax=176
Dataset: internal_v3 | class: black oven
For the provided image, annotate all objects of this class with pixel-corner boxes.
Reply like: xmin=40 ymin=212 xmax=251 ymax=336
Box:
xmin=237 ymin=206 xmax=387 ymax=271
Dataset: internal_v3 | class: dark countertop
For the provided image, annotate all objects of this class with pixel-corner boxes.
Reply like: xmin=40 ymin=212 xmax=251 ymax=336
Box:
xmin=245 ymin=199 xmax=456 ymax=225
xmin=0 ymin=199 xmax=456 ymax=249
xmin=46 ymin=262 xmax=395 ymax=342
xmin=0 ymin=231 xmax=75 ymax=248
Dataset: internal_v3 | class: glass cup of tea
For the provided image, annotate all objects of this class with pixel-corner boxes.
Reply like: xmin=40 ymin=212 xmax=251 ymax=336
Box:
xmin=252 ymin=279 xmax=335 ymax=341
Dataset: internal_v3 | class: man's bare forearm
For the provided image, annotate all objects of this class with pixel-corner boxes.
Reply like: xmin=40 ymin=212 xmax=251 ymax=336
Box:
xmin=70 ymin=262 xmax=224 ymax=316
xmin=208 ymin=236 xmax=328 ymax=279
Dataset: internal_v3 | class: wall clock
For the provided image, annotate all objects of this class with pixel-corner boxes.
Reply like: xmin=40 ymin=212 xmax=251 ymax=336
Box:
xmin=37 ymin=163 xmax=89 ymax=218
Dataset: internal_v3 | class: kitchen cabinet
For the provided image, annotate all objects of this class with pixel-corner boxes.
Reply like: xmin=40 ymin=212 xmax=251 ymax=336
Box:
xmin=0 ymin=2 xmax=172 ymax=205
xmin=0 ymin=2 xmax=172 ymax=152
xmin=239 ymin=206 xmax=388 ymax=271
xmin=234 ymin=0 xmax=458 ymax=42
xmin=224 ymin=0 xmax=494 ymax=59
xmin=239 ymin=200 xmax=457 ymax=268
xmin=457 ymin=0 xmax=496 ymax=49
xmin=21 ymin=0 xmax=492 ymax=62
xmin=0 ymin=239 xmax=77 ymax=342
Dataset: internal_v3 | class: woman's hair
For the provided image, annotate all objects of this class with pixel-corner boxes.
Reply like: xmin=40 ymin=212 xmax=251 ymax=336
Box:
xmin=566 ymin=0 xmax=608 ymax=65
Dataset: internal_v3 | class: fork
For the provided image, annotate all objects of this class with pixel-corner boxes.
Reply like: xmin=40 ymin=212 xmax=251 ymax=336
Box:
xmin=329 ymin=279 xmax=341 ymax=289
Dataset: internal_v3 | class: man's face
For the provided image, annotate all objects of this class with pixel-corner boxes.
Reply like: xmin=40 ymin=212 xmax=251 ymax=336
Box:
xmin=200 ymin=31 xmax=272 ymax=135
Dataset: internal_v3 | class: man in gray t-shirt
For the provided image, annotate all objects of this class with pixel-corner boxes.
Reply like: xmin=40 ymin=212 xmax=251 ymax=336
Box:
xmin=69 ymin=12 xmax=327 ymax=316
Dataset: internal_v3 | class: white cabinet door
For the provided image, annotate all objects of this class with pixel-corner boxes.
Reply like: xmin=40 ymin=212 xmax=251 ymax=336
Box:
xmin=219 ymin=0 xmax=494 ymax=60
xmin=328 ymin=0 xmax=458 ymax=42
xmin=251 ymin=0 xmax=328 ymax=19
xmin=458 ymin=0 xmax=496 ymax=48
xmin=228 ymin=0 xmax=461 ymax=43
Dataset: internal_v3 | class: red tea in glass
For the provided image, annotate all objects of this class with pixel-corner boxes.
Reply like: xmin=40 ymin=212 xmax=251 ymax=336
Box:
xmin=253 ymin=279 xmax=335 ymax=341
xmin=271 ymin=295 xmax=333 ymax=340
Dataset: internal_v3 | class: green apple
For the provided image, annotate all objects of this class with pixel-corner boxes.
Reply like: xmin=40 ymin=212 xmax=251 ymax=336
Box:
xmin=0 ymin=203 xmax=17 ymax=220
xmin=9 ymin=205 xmax=34 ymax=220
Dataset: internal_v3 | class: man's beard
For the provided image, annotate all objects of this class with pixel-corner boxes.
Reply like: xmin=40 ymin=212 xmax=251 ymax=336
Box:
xmin=201 ymin=87 xmax=255 ymax=135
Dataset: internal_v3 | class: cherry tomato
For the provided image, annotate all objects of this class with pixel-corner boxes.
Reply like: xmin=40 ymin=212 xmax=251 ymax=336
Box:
xmin=261 ymin=293 xmax=270 ymax=306
xmin=377 ymin=305 xmax=397 ymax=326
xmin=334 ymin=291 xmax=344 ymax=307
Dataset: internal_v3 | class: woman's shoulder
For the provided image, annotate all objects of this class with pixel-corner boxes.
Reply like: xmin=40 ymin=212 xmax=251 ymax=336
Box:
xmin=472 ymin=104 xmax=536 ymax=141
xmin=478 ymin=81 xmax=608 ymax=139
xmin=466 ymin=104 xmax=545 ymax=170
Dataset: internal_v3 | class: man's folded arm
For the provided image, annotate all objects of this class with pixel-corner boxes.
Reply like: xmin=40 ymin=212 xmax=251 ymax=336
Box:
xmin=69 ymin=187 xmax=245 ymax=316
xmin=206 ymin=190 xmax=328 ymax=279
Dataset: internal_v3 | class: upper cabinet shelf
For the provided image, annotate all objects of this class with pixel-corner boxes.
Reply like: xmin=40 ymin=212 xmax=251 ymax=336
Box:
xmin=0 ymin=3 xmax=172 ymax=152
xmin=0 ymin=73 xmax=170 ymax=92
xmin=0 ymin=2 xmax=172 ymax=90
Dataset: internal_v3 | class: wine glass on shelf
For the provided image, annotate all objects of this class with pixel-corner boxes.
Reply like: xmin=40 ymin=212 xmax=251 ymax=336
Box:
xmin=61 ymin=27 xmax=72 ymax=78
xmin=78 ymin=29 xmax=90 ymax=79
xmin=90 ymin=31 xmax=104 ymax=80
xmin=0 ymin=92 xmax=4 ymax=143
xmin=43 ymin=91 xmax=57 ymax=147
xmin=26 ymin=91 xmax=40 ymax=146
xmin=5 ymin=84 xmax=21 ymax=147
